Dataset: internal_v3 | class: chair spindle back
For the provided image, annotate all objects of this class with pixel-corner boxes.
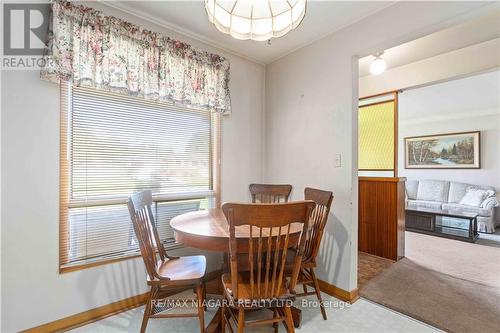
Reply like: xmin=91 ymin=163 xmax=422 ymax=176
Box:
xmin=302 ymin=187 xmax=334 ymax=264
xmin=249 ymin=184 xmax=292 ymax=203
xmin=222 ymin=201 xmax=315 ymax=301
xmin=127 ymin=190 xmax=168 ymax=280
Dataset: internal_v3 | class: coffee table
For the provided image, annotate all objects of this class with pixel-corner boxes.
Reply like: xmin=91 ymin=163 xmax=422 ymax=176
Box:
xmin=405 ymin=206 xmax=479 ymax=242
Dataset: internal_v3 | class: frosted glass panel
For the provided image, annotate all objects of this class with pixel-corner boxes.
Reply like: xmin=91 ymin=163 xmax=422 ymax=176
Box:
xmin=359 ymin=101 xmax=395 ymax=170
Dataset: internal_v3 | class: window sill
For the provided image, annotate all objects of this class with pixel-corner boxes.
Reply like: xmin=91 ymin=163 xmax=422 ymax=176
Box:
xmin=59 ymin=243 xmax=185 ymax=274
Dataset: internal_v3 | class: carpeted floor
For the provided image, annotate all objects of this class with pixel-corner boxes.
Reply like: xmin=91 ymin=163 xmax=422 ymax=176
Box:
xmin=361 ymin=231 xmax=500 ymax=333
xmin=405 ymin=231 xmax=500 ymax=287
xmin=476 ymin=228 xmax=500 ymax=248
xmin=72 ymin=291 xmax=439 ymax=332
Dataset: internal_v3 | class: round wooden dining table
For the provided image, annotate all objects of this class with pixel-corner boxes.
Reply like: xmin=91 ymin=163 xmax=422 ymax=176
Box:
xmin=170 ymin=208 xmax=304 ymax=332
xmin=170 ymin=208 xmax=304 ymax=252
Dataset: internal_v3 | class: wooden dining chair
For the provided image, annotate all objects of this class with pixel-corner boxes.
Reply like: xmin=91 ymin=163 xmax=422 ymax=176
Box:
xmin=244 ymin=184 xmax=293 ymax=272
xmin=249 ymin=184 xmax=292 ymax=203
xmin=294 ymin=187 xmax=334 ymax=320
xmin=221 ymin=201 xmax=315 ymax=333
xmin=127 ymin=190 xmax=207 ymax=333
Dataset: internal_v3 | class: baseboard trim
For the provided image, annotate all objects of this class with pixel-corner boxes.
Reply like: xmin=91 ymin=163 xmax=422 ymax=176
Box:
xmin=23 ymin=270 xmax=345 ymax=332
xmin=22 ymin=269 xmax=223 ymax=333
xmin=318 ymin=279 xmax=359 ymax=303
xmin=22 ymin=292 xmax=149 ymax=333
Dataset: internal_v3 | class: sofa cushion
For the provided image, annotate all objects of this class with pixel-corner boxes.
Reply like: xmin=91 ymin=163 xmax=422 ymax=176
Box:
xmin=405 ymin=180 xmax=419 ymax=200
xmin=448 ymin=182 xmax=496 ymax=203
xmin=416 ymin=180 xmax=450 ymax=202
xmin=406 ymin=199 xmax=443 ymax=210
xmin=442 ymin=203 xmax=492 ymax=217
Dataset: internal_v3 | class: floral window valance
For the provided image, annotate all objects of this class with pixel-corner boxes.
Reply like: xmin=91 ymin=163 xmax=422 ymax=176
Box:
xmin=41 ymin=0 xmax=231 ymax=113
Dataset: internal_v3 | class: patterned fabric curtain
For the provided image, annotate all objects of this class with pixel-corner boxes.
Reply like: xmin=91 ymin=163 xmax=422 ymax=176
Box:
xmin=41 ymin=0 xmax=231 ymax=113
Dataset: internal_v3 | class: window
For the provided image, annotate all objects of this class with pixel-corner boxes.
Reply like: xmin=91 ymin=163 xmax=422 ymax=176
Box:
xmin=358 ymin=92 xmax=397 ymax=173
xmin=59 ymin=84 xmax=220 ymax=272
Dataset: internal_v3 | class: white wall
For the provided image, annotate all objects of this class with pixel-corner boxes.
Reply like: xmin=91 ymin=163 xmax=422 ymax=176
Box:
xmin=265 ymin=1 xmax=495 ymax=292
xmin=0 ymin=3 xmax=265 ymax=332
xmin=398 ymin=70 xmax=500 ymax=191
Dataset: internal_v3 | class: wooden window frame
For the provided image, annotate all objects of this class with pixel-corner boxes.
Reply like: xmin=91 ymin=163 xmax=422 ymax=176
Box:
xmin=59 ymin=83 xmax=222 ymax=273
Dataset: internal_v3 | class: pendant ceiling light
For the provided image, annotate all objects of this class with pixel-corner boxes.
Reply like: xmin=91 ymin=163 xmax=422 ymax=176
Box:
xmin=205 ymin=0 xmax=307 ymax=41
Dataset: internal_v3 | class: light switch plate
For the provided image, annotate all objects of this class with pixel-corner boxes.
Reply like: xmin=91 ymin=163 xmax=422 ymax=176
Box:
xmin=335 ymin=153 xmax=342 ymax=168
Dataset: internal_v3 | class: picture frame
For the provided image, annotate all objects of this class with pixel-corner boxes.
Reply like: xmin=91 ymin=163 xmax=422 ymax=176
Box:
xmin=404 ymin=131 xmax=480 ymax=169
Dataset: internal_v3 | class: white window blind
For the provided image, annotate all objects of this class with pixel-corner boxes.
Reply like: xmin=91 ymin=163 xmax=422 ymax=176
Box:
xmin=61 ymin=85 xmax=217 ymax=267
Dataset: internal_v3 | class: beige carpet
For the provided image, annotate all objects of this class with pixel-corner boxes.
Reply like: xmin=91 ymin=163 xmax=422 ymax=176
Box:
xmin=361 ymin=232 xmax=500 ymax=333
xmin=405 ymin=231 xmax=500 ymax=288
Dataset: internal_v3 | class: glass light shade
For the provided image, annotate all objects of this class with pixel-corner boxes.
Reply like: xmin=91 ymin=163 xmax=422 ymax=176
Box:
xmin=370 ymin=57 xmax=387 ymax=75
xmin=205 ymin=0 xmax=307 ymax=41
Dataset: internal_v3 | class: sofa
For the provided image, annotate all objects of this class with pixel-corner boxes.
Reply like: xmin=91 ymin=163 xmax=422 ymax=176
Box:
xmin=405 ymin=180 xmax=499 ymax=233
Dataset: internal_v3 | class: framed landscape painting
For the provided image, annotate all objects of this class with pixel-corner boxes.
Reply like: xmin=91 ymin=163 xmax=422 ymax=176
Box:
xmin=405 ymin=131 xmax=480 ymax=169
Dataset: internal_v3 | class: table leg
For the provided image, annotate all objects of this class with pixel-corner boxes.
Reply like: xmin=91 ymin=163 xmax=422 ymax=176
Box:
xmin=278 ymin=306 xmax=302 ymax=329
xmin=473 ymin=217 xmax=478 ymax=242
xmin=291 ymin=306 xmax=302 ymax=328
xmin=469 ymin=218 xmax=473 ymax=239
xmin=205 ymin=308 xmax=222 ymax=333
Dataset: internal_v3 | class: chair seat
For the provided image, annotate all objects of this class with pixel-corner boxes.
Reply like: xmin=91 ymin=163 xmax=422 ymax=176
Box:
xmin=155 ymin=255 xmax=206 ymax=282
xmin=221 ymin=272 xmax=294 ymax=306
xmin=283 ymin=249 xmax=316 ymax=273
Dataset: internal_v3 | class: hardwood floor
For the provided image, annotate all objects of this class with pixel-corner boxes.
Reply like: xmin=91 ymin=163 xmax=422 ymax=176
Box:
xmin=358 ymin=251 xmax=395 ymax=290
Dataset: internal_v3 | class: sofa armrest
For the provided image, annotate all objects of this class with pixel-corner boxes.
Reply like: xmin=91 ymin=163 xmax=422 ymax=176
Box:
xmin=481 ymin=197 xmax=499 ymax=209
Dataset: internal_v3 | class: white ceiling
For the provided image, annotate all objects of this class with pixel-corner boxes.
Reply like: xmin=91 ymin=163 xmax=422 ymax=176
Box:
xmin=359 ymin=8 xmax=500 ymax=77
xmin=109 ymin=1 xmax=395 ymax=64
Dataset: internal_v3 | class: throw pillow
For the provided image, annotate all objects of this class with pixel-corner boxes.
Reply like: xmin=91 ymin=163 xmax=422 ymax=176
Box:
xmin=459 ymin=188 xmax=493 ymax=207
